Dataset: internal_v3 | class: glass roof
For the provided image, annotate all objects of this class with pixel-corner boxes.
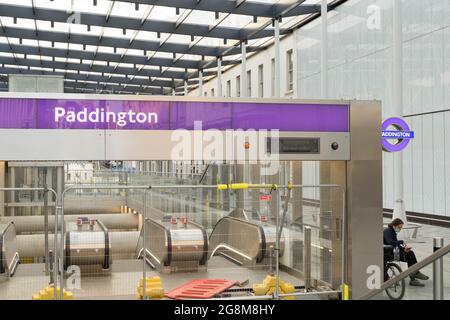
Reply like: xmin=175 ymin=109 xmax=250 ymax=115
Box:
xmin=0 ymin=0 xmax=337 ymax=94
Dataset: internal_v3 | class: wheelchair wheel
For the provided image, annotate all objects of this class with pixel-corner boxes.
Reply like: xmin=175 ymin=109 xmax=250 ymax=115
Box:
xmin=385 ymin=262 xmax=405 ymax=300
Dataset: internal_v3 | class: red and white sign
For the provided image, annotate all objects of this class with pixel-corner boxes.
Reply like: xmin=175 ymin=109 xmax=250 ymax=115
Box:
xmin=259 ymin=194 xmax=272 ymax=201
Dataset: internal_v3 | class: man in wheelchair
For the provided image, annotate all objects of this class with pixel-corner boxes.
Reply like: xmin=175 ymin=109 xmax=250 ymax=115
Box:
xmin=383 ymin=218 xmax=429 ymax=287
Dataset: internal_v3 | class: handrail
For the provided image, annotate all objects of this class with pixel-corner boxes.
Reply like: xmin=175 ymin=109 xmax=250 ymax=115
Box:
xmin=358 ymin=244 xmax=450 ymax=300
xmin=95 ymin=220 xmax=110 ymax=270
xmin=0 ymin=221 xmax=19 ymax=276
xmin=198 ymin=163 xmax=211 ymax=184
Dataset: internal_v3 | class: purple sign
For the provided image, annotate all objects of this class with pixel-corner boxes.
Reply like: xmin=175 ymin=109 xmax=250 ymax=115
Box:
xmin=0 ymin=98 xmax=349 ymax=132
xmin=382 ymin=117 xmax=414 ymax=152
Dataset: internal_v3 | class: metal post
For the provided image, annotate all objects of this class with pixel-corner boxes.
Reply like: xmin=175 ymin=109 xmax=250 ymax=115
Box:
xmin=184 ymin=79 xmax=188 ymax=96
xmin=44 ymin=185 xmax=49 ymax=275
xmin=58 ymin=198 xmax=63 ymax=300
xmin=275 ymin=188 xmax=280 ymax=300
xmin=172 ymin=87 xmax=175 ymax=96
xmin=217 ymin=57 xmax=222 ymax=97
xmin=392 ymin=0 xmax=407 ymax=227
xmin=321 ymin=0 xmax=328 ymax=98
xmin=274 ymin=18 xmax=281 ymax=98
xmin=56 ymin=166 xmax=64 ymax=201
xmin=142 ymin=190 xmax=147 ymax=300
xmin=240 ymin=41 xmax=247 ymax=98
xmin=304 ymin=226 xmax=312 ymax=291
xmin=49 ymin=250 xmax=54 ymax=284
xmin=9 ymin=166 xmax=15 ymax=216
xmin=198 ymin=70 xmax=203 ymax=96
xmin=339 ymin=188 xmax=347 ymax=298
xmin=433 ymin=237 xmax=444 ymax=300
xmin=0 ymin=162 xmax=4 ymax=216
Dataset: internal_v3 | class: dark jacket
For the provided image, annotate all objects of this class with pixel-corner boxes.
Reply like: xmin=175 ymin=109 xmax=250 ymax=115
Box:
xmin=383 ymin=226 xmax=404 ymax=248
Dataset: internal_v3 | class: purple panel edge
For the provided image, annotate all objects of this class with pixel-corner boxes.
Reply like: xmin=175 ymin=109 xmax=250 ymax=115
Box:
xmin=0 ymin=98 xmax=349 ymax=132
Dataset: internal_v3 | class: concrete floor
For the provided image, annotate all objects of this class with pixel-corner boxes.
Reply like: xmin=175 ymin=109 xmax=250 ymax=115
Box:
xmin=2 ymin=216 xmax=447 ymax=300
xmin=0 ymin=256 xmax=304 ymax=300
xmin=373 ymin=220 xmax=450 ymax=300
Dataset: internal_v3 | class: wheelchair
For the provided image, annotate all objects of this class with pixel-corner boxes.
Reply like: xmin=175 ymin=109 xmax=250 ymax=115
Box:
xmin=384 ymin=245 xmax=406 ymax=300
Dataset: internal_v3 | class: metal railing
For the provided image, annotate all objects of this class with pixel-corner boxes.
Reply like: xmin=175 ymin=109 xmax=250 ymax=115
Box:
xmin=0 ymin=187 xmax=57 ymax=278
xmin=1 ymin=183 xmax=346 ymax=301
xmin=358 ymin=242 xmax=450 ymax=300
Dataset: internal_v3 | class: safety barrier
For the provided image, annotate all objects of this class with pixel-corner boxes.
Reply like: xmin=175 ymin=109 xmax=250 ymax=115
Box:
xmin=0 ymin=183 xmax=345 ymax=300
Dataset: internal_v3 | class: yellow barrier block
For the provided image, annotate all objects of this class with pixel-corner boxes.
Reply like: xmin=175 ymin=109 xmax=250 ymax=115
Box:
xmin=252 ymin=275 xmax=296 ymax=300
xmin=137 ymin=276 xmax=164 ymax=300
xmin=32 ymin=285 xmax=73 ymax=300
xmin=21 ymin=257 xmax=34 ymax=264
xmin=342 ymin=283 xmax=349 ymax=300
xmin=217 ymin=184 xmax=228 ymax=190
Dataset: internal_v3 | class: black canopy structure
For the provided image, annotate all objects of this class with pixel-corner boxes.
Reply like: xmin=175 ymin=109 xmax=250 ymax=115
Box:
xmin=0 ymin=0 xmax=342 ymax=95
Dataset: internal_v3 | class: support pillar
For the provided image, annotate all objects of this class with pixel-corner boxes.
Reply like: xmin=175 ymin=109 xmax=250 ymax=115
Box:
xmin=321 ymin=0 xmax=328 ymax=98
xmin=217 ymin=57 xmax=222 ymax=97
xmin=274 ymin=18 xmax=281 ymax=98
xmin=240 ymin=41 xmax=247 ymax=98
xmin=392 ymin=0 xmax=407 ymax=227
xmin=198 ymin=70 xmax=203 ymax=96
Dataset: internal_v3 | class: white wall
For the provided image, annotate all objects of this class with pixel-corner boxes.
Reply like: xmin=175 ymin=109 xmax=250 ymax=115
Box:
xmin=188 ymin=0 xmax=450 ymax=217
xmin=188 ymin=33 xmax=298 ymax=99
xmin=296 ymin=0 xmax=450 ymax=217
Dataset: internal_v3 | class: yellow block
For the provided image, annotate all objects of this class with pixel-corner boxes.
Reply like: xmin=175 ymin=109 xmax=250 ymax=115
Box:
xmin=342 ymin=283 xmax=350 ymax=301
xmin=32 ymin=286 xmax=73 ymax=300
xmin=137 ymin=276 xmax=164 ymax=300
xmin=21 ymin=257 xmax=34 ymax=264
xmin=252 ymin=275 xmax=296 ymax=300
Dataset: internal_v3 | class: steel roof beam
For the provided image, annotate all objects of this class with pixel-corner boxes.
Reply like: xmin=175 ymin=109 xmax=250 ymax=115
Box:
xmin=0 ymin=26 xmax=262 ymax=58
xmin=2 ymin=72 xmax=166 ymax=94
xmin=0 ymin=62 xmax=196 ymax=88
xmin=0 ymin=43 xmax=231 ymax=79
xmin=0 ymin=4 xmax=283 ymax=40
xmin=63 ymin=82 xmax=167 ymax=95
xmin=0 ymin=54 xmax=194 ymax=81
xmin=113 ymin=0 xmax=320 ymax=18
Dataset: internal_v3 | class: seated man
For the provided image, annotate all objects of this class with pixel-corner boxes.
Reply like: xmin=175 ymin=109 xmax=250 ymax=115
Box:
xmin=383 ymin=218 xmax=429 ymax=287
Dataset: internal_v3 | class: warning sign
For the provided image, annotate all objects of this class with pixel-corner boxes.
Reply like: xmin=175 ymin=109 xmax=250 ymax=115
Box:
xmin=259 ymin=194 xmax=272 ymax=201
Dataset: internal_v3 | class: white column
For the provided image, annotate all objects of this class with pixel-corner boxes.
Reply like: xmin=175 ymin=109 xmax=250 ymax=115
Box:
xmin=9 ymin=166 xmax=15 ymax=216
xmin=172 ymin=87 xmax=176 ymax=96
xmin=393 ymin=0 xmax=407 ymax=226
xmin=56 ymin=166 xmax=64 ymax=199
xmin=184 ymin=80 xmax=188 ymax=96
xmin=274 ymin=18 xmax=281 ymax=98
xmin=321 ymin=0 xmax=328 ymax=98
xmin=198 ymin=70 xmax=203 ymax=96
xmin=217 ymin=57 xmax=222 ymax=97
xmin=240 ymin=41 xmax=247 ymax=98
